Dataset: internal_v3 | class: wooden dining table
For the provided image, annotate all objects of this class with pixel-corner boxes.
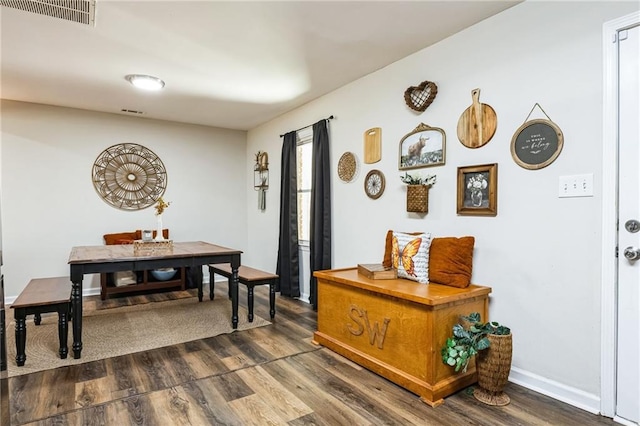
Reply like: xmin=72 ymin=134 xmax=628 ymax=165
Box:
xmin=68 ymin=241 xmax=242 ymax=359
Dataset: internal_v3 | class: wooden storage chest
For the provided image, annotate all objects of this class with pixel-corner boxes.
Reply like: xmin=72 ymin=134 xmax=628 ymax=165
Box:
xmin=312 ymin=267 xmax=491 ymax=407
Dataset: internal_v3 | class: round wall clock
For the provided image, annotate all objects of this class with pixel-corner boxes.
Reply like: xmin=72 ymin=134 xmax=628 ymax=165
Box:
xmin=92 ymin=143 xmax=167 ymax=210
xmin=364 ymin=169 xmax=385 ymax=199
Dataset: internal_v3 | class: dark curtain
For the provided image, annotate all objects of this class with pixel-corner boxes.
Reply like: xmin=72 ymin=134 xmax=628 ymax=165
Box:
xmin=309 ymin=119 xmax=332 ymax=310
xmin=275 ymin=131 xmax=300 ymax=297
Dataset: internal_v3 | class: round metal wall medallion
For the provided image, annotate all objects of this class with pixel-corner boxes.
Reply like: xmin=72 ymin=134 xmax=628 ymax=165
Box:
xmin=92 ymin=143 xmax=167 ymax=210
xmin=364 ymin=169 xmax=385 ymax=199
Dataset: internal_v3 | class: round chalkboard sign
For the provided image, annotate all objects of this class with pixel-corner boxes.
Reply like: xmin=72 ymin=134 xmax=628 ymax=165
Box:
xmin=510 ymin=119 xmax=563 ymax=170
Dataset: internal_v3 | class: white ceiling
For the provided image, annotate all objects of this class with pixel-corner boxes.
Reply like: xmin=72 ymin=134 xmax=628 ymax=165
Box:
xmin=0 ymin=1 xmax=520 ymax=131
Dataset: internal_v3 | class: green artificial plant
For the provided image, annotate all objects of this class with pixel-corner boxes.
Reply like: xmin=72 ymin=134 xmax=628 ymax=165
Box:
xmin=441 ymin=312 xmax=511 ymax=373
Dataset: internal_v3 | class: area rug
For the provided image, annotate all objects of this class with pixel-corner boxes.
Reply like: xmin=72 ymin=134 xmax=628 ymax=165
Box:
xmin=6 ymin=297 xmax=270 ymax=377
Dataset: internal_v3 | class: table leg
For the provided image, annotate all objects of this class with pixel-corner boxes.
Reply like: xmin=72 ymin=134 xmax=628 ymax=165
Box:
xmin=14 ymin=310 xmax=26 ymax=367
xmin=269 ymin=282 xmax=276 ymax=319
xmin=247 ymin=285 xmax=254 ymax=322
xmin=58 ymin=307 xmax=68 ymax=359
xmin=197 ymin=269 xmax=203 ymax=302
xmin=71 ymin=276 xmax=83 ymax=359
xmin=207 ymin=266 xmax=215 ymax=300
xmin=231 ymin=260 xmax=239 ymax=329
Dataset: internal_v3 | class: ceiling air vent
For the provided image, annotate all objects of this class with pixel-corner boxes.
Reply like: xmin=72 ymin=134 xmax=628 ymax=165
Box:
xmin=120 ymin=109 xmax=144 ymax=115
xmin=0 ymin=0 xmax=96 ymax=26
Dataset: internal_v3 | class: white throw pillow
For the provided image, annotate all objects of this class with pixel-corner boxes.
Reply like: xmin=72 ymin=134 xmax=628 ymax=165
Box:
xmin=391 ymin=231 xmax=431 ymax=284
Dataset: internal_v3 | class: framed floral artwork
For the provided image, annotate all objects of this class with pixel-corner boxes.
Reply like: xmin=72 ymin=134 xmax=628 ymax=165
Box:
xmin=399 ymin=123 xmax=446 ymax=170
xmin=457 ymin=163 xmax=497 ymax=216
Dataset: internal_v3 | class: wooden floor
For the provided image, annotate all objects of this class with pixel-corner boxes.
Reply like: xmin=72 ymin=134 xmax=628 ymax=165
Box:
xmin=7 ymin=284 xmax=615 ymax=425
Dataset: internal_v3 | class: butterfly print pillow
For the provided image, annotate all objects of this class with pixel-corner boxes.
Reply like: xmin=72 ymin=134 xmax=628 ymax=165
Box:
xmin=391 ymin=231 xmax=432 ymax=284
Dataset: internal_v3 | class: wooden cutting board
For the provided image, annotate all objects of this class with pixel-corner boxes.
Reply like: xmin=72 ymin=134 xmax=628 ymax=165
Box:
xmin=457 ymin=89 xmax=497 ymax=148
xmin=363 ymin=127 xmax=381 ymax=163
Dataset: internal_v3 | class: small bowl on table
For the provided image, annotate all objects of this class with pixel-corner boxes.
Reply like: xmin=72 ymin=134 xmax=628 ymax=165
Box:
xmin=151 ymin=268 xmax=177 ymax=281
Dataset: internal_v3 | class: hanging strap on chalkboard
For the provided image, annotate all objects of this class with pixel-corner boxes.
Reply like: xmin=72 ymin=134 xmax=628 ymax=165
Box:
xmin=523 ymin=103 xmax=553 ymax=123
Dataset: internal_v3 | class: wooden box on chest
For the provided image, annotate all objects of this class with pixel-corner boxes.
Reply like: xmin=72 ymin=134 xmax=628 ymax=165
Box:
xmin=312 ymin=267 xmax=491 ymax=407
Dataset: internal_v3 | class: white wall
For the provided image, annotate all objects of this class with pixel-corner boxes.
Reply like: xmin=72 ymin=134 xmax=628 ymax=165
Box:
xmin=246 ymin=1 xmax=639 ymax=413
xmin=1 ymin=100 xmax=248 ymax=298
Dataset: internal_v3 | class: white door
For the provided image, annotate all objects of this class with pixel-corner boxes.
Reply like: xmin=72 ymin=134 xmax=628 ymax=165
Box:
xmin=616 ymin=22 xmax=640 ymax=425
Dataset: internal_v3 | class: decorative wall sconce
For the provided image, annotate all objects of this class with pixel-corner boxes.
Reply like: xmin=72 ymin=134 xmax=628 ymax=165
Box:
xmin=254 ymin=151 xmax=269 ymax=210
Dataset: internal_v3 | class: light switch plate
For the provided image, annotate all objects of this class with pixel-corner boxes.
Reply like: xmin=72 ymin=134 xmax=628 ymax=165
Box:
xmin=559 ymin=174 xmax=594 ymax=198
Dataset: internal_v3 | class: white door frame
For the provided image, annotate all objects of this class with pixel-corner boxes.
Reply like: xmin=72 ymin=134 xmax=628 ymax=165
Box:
xmin=601 ymin=10 xmax=640 ymax=421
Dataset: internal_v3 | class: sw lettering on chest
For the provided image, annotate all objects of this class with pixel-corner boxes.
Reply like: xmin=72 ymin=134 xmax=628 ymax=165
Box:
xmin=346 ymin=304 xmax=391 ymax=349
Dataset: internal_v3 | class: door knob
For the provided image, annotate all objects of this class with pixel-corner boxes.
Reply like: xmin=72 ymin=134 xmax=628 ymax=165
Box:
xmin=625 ymin=219 xmax=640 ymax=233
xmin=623 ymin=246 xmax=640 ymax=261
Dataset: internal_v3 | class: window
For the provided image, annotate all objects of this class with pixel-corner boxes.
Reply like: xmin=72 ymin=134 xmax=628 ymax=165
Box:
xmin=297 ymin=128 xmax=313 ymax=245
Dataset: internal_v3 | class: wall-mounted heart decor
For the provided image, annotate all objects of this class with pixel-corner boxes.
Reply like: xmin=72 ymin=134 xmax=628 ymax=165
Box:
xmin=404 ymin=80 xmax=438 ymax=112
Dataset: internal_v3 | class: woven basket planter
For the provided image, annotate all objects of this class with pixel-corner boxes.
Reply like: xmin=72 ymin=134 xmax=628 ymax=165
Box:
xmin=474 ymin=333 xmax=513 ymax=406
xmin=406 ymin=184 xmax=430 ymax=213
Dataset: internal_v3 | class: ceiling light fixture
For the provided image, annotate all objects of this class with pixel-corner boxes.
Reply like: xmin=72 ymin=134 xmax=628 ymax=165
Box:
xmin=125 ymin=74 xmax=165 ymax=91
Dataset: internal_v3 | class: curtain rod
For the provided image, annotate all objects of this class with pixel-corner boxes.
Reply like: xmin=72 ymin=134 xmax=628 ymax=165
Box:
xmin=279 ymin=115 xmax=334 ymax=137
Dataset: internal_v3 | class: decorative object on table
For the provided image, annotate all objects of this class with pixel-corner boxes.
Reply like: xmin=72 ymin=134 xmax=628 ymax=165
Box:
xmin=441 ymin=312 xmax=512 ymax=406
xmin=92 ymin=143 xmax=167 ymax=211
xmin=457 ymin=164 xmax=498 ymax=216
xmin=154 ymin=197 xmax=171 ymax=240
xmin=337 ymin=151 xmax=358 ymax=183
xmin=357 ymin=263 xmax=397 ymax=280
xmin=364 ymin=169 xmax=385 ymax=199
xmin=457 ymin=88 xmax=497 ymax=148
xmin=133 ymin=239 xmax=174 ymax=256
xmin=391 ymin=231 xmax=431 ymax=284
xmin=404 ymin=80 xmax=438 ymax=112
xmin=401 ymin=172 xmax=436 ymax=213
xmin=142 ymin=230 xmax=153 ymax=242
xmin=511 ymin=103 xmax=564 ymax=170
xmin=399 ymin=123 xmax=446 ymax=170
xmin=363 ymin=127 xmax=382 ymax=164
xmin=150 ymin=268 xmax=178 ymax=281
xmin=254 ymin=151 xmax=269 ymax=210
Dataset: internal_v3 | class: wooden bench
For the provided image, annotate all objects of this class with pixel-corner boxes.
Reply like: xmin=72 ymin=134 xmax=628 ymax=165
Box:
xmin=207 ymin=265 xmax=277 ymax=322
xmin=10 ymin=277 xmax=71 ymax=366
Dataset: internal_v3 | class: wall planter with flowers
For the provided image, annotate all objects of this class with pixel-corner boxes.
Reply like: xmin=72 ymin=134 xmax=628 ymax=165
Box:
xmin=400 ymin=172 xmax=436 ymax=213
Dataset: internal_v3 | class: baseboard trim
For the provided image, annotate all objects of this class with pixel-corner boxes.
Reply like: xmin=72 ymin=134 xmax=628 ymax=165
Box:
xmin=509 ymin=366 xmax=601 ymax=415
xmin=299 ymin=292 xmax=311 ymax=304
xmin=83 ymin=287 xmax=101 ymax=298
xmin=613 ymin=416 xmax=637 ymax=426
